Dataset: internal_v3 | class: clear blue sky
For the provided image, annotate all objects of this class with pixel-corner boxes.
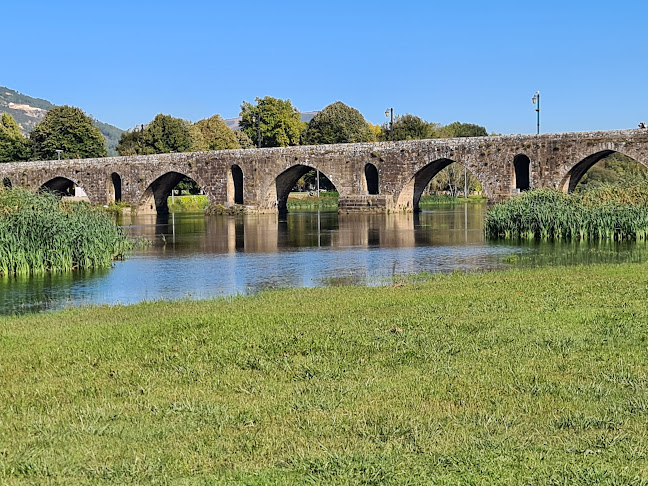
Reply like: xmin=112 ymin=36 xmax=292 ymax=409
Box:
xmin=4 ymin=0 xmax=647 ymax=135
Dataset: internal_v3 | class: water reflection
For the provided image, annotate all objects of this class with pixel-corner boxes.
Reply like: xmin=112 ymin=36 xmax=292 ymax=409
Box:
xmin=3 ymin=204 xmax=648 ymax=315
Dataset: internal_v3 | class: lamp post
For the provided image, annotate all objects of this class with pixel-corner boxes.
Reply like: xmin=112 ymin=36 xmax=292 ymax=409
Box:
xmin=532 ymin=91 xmax=540 ymax=135
xmin=256 ymin=112 xmax=262 ymax=148
xmin=55 ymin=149 xmax=63 ymax=160
xmin=385 ymin=108 xmax=394 ymax=141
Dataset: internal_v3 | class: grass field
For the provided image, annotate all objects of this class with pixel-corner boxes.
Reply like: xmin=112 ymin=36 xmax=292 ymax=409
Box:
xmin=2 ymin=263 xmax=648 ymax=484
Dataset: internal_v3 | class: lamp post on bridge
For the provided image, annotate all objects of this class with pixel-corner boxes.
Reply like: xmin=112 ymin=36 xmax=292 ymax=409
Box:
xmin=385 ymin=108 xmax=394 ymax=141
xmin=532 ymin=91 xmax=540 ymax=135
xmin=55 ymin=149 xmax=63 ymax=161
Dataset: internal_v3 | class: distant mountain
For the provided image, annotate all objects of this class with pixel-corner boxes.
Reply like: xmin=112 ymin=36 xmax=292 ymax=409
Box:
xmin=224 ymin=111 xmax=319 ymax=130
xmin=0 ymin=86 xmax=124 ymax=156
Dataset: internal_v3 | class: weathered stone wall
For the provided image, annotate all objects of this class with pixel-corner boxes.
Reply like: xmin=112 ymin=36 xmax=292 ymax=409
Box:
xmin=1 ymin=129 xmax=647 ymax=213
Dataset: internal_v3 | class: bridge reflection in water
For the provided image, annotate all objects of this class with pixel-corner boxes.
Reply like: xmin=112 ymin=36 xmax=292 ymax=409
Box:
xmin=3 ymin=205 xmax=647 ymax=315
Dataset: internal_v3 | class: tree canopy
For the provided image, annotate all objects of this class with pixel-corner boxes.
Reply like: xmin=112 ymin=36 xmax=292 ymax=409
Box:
xmin=239 ymin=96 xmax=304 ymax=147
xmin=193 ymin=115 xmax=240 ymax=151
xmin=30 ymin=106 xmax=107 ymax=160
xmin=301 ymin=101 xmax=374 ymax=145
xmin=0 ymin=113 xmax=31 ymax=162
xmin=387 ymin=114 xmax=438 ymax=141
xmin=438 ymin=122 xmax=488 ymax=138
xmin=117 ymin=114 xmax=196 ymax=155
xmin=234 ymin=130 xmax=254 ymax=149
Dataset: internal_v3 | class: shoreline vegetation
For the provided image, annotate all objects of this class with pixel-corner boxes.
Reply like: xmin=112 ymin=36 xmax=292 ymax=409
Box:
xmin=0 ymin=188 xmax=132 ymax=276
xmin=486 ymin=186 xmax=648 ymax=241
xmin=2 ymin=262 xmax=648 ymax=483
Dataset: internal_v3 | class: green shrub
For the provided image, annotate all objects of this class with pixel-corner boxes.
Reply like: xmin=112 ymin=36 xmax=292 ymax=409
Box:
xmin=485 ymin=187 xmax=648 ymax=240
xmin=0 ymin=187 xmax=132 ymax=276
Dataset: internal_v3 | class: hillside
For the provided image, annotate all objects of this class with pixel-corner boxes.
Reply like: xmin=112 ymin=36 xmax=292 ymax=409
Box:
xmin=0 ymin=87 xmax=123 ymax=156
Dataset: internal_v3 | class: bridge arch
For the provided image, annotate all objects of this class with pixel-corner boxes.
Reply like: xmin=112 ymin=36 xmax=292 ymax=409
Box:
xmin=228 ymin=165 xmax=244 ymax=205
xmin=558 ymin=150 xmax=648 ymax=192
xmin=107 ymin=173 xmax=122 ymax=203
xmin=138 ymin=171 xmax=210 ymax=214
xmin=264 ymin=164 xmax=341 ymax=213
xmin=396 ymin=158 xmax=486 ymax=211
xmin=513 ymin=154 xmax=531 ymax=192
xmin=364 ymin=163 xmax=379 ymax=195
xmin=39 ymin=176 xmax=89 ymax=199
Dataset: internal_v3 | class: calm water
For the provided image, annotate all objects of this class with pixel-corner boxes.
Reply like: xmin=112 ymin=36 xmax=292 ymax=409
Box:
xmin=2 ymin=204 xmax=648 ymax=314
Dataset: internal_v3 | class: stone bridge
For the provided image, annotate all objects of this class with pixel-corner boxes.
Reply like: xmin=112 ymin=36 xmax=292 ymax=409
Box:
xmin=1 ymin=129 xmax=647 ymax=214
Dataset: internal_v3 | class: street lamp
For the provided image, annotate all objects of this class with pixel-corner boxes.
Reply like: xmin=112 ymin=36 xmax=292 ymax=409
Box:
xmin=385 ymin=108 xmax=394 ymax=141
xmin=55 ymin=149 xmax=63 ymax=160
xmin=532 ymin=91 xmax=540 ymax=135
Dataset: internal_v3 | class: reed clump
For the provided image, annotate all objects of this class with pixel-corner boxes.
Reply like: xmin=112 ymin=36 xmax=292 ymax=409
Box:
xmin=485 ymin=185 xmax=648 ymax=240
xmin=0 ymin=187 xmax=133 ymax=276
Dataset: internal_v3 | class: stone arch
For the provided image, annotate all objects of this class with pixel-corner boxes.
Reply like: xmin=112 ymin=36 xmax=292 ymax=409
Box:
xmin=265 ymin=164 xmax=340 ymax=213
xmin=364 ymin=163 xmax=379 ymax=195
xmin=513 ymin=154 xmax=531 ymax=192
xmin=2 ymin=177 xmax=11 ymax=188
xmin=39 ymin=176 xmax=87 ymax=199
xmin=396 ymin=158 xmax=486 ymax=211
xmin=228 ymin=164 xmax=244 ymax=205
xmin=107 ymin=172 xmax=122 ymax=203
xmin=138 ymin=171 xmax=208 ymax=215
xmin=557 ymin=150 xmax=648 ymax=192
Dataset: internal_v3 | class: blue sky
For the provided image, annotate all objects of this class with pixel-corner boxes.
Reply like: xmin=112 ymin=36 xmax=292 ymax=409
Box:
xmin=3 ymin=0 xmax=647 ymax=135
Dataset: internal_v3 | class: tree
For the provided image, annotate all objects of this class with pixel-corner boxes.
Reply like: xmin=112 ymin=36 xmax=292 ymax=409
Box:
xmin=193 ymin=115 xmax=240 ymax=150
xmin=142 ymin=114 xmax=195 ymax=154
xmin=234 ymin=130 xmax=254 ymax=149
xmin=117 ymin=114 xmax=196 ymax=156
xmin=116 ymin=125 xmax=145 ymax=156
xmin=301 ymin=101 xmax=373 ymax=145
xmin=239 ymin=96 xmax=304 ymax=147
xmin=386 ymin=114 xmax=437 ymax=141
xmin=30 ymin=105 xmax=107 ymax=160
xmin=0 ymin=113 xmax=31 ymax=162
xmin=438 ymin=121 xmax=488 ymax=138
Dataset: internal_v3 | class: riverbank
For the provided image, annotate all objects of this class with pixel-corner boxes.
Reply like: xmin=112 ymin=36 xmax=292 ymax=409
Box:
xmin=2 ymin=262 xmax=648 ymax=483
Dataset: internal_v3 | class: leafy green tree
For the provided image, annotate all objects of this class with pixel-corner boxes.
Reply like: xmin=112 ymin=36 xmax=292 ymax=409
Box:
xmin=438 ymin=121 xmax=488 ymax=138
xmin=193 ymin=115 xmax=240 ymax=150
xmin=385 ymin=114 xmax=438 ymax=141
xmin=234 ymin=130 xmax=254 ymax=149
xmin=239 ymin=96 xmax=304 ymax=147
xmin=30 ymin=105 xmax=107 ymax=160
xmin=116 ymin=125 xmax=146 ymax=156
xmin=301 ymin=101 xmax=373 ymax=145
xmin=117 ymin=115 xmax=197 ymax=155
xmin=142 ymin=114 xmax=195 ymax=154
xmin=0 ymin=113 xmax=31 ymax=162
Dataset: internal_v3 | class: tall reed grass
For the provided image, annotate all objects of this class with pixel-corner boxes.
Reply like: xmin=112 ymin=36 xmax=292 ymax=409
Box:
xmin=485 ymin=186 xmax=648 ymax=240
xmin=0 ymin=188 xmax=132 ymax=276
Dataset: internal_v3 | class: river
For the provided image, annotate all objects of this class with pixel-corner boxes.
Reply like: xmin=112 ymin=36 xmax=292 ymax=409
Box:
xmin=2 ymin=204 xmax=647 ymax=314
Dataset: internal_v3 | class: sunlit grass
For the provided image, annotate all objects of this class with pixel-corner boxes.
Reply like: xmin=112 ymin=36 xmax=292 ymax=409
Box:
xmin=167 ymin=194 xmax=209 ymax=213
xmin=2 ymin=263 xmax=648 ymax=483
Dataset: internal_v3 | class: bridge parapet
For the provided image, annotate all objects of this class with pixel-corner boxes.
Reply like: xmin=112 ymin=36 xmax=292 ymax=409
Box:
xmin=0 ymin=129 xmax=646 ymax=214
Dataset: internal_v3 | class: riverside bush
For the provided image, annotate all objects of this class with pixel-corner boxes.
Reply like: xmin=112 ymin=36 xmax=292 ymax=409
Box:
xmin=485 ymin=187 xmax=648 ymax=240
xmin=0 ymin=187 xmax=132 ymax=276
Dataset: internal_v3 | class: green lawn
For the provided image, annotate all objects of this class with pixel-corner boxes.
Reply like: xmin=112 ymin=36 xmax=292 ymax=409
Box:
xmin=2 ymin=263 xmax=648 ymax=484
